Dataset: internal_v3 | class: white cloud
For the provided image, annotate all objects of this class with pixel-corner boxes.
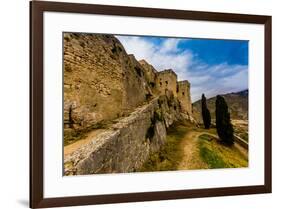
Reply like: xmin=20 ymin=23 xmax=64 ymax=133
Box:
xmin=116 ymin=35 xmax=248 ymax=103
xmin=190 ymin=64 xmax=248 ymax=102
xmin=116 ymin=36 xmax=156 ymax=60
xmin=116 ymin=35 xmax=193 ymax=80
xmin=160 ymin=38 xmax=181 ymax=53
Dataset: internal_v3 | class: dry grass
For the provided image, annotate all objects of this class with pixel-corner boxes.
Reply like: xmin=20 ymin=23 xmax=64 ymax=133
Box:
xmin=64 ymin=129 xmax=106 ymax=157
xmin=138 ymin=124 xmax=189 ymax=172
xmin=138 ymin=125 xmax=248 ymax=172
xmin=198 ymin=134 xmax=248 ymax=168
xmin=232 ymin=120 xmax=249 ymax=142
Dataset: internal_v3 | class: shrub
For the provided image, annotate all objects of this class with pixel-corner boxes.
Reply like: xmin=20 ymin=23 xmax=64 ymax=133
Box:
xmin=134 ymin=66 xmax=143 ymax=77
xmin=64 ymin=36 xmax=70 ymax=42
xmin=145 ymin=124 xmax=155 ymax=141
xmin=111 ymin=44 xmax=123 ymax=54
xmin=111 ymin=46 xmax=117 ymax=54
xmin=149 ymin=82 xmax=155 ymax=88
xmin=79 ymin=41 xmax=85 ymax=48
xmin=139 ymin=124 xmax=188 ymax=172
xmin=154 ymin=109 xmax=164 ymax=121
xmin=64 ymin=64 xmax=72 ymax=72
xmin=145 ymin=93 xmax=153 ymax=100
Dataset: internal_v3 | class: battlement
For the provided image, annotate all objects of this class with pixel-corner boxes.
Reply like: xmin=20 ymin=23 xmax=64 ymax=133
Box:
xmin=139 ymin=59 xmax=158 ymax=74
xmin=139 ymin=59 xmax=150 ymax=66
xmin=157 ymin=69 xmax=178 ymax=78
xmin=177 ymin=80 xmax=190 ymax=85
xmin=128 ymin=54 xmax=136 ymax=59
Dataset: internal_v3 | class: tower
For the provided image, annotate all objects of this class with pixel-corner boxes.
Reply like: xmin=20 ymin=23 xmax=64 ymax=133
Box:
xmin=176 ymin=80 xmax=192 ymax=115
xmin=156 ymin=69 xmax=177 ymax=96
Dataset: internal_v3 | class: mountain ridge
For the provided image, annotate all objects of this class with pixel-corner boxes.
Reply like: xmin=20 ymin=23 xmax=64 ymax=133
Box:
xmin=192 ymin=89 xmax=248 ymax=123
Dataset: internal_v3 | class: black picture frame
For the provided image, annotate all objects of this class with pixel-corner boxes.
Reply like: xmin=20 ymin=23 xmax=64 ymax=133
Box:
xmin=30 ymin=1 xmax=272 ymax=208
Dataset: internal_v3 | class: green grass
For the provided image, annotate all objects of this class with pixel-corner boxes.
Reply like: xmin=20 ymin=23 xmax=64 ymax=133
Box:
xmin=199 ymin=134 xmax=214 ymax=141
xmin=234 ymin=129 xmax=248 ymax=142
xmin=232 ymin=122 xmax=249 ymax=142
xmin=139 ymin=126 xmax=248 ymax=172
xmin=239 ymin=132 xmax=248 ymax=142
xmin=199 ymin=144 xmax=227 ymax=168
xmin=198 ymin=134 xmax=248 ymax=169
xmin=138 ymin=124 xmax=189 ymax=172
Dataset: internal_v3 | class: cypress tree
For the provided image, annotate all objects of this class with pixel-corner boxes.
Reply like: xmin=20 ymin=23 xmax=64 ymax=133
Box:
xmin=201 ymin=94 xmax=211 ymax=129
xmin=215 ymin=95 xmax=234 ymax=145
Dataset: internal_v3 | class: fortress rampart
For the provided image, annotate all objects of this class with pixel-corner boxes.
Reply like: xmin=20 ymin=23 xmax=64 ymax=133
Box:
xmin=63 ymin=33 xmax=194 ymax=174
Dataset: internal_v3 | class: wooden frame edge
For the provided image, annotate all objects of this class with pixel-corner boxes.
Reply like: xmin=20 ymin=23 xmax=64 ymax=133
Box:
xmin=264 ymin=16 xmax=272 ymax=193
xmin=30 ymin=1 xmax=44 ymax=208
xmin=30 ymin=0 xmax=271 ymax=23
xmin=30 ymin=1 xmax=272 ymax=208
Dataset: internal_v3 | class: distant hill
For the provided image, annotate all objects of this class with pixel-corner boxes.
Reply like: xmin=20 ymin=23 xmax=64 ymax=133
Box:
xmin=192 ymin=90 xmax=248 ymax=123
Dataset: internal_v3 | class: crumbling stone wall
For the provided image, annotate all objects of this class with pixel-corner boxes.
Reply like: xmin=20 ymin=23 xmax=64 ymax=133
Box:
xmin=155 ymin=69 xmax=192 ymax=116
xmin=63 ymin=33 xmax=195 ymax=175
xmin=177 ymin=80 xmax=192 ymax=115
xmin=139 ymin=59 xmax=158 ymax=93
xmin=156 ymin=69 xmax=178 ymax=96
xmin=64 ymin=93 xmax=183 ymax=175
xmin=63 ymin=33 xmax=152 ymax=139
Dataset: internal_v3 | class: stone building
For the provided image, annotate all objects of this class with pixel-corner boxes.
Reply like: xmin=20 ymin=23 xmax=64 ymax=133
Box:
xmin=176 ymin=80 xmax=192 ymax=115
xmin=156 ymin=69 xmax=178 ymax=96
xmin=154 ymin=69 xmax=192 ymax=115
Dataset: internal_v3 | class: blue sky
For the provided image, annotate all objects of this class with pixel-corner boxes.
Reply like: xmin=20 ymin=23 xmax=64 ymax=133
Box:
xmin=116 ymin=35 xmax=248 ymax=102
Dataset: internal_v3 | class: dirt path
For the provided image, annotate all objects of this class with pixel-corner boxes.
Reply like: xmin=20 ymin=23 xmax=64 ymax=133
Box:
xmin=177 ymin=130 xmax=208 ymax=170
xmin=64 ymin=129 xmax=105 ymax=157
xmin=177 ymin=130 xmax=247 ymax=170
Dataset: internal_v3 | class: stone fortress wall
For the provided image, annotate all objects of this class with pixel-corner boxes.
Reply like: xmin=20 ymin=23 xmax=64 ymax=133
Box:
xmin=64 ymin=33 xmax=194 ymax=174
xmin=177 ymin=80 xmax=192 ymax=115
xmin=63 ymin=33 xmax=152 ymax=140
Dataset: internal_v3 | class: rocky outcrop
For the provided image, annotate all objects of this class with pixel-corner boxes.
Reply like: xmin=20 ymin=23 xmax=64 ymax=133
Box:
xmin=64 ymin=92 xmax=184 ymax=175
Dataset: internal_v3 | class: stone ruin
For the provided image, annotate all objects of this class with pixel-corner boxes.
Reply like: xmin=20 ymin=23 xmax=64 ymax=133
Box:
xmin=155 ymin=69 xmax=192 ymax=115
xmin=63 ymin=33 xmax=195 ymax=175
